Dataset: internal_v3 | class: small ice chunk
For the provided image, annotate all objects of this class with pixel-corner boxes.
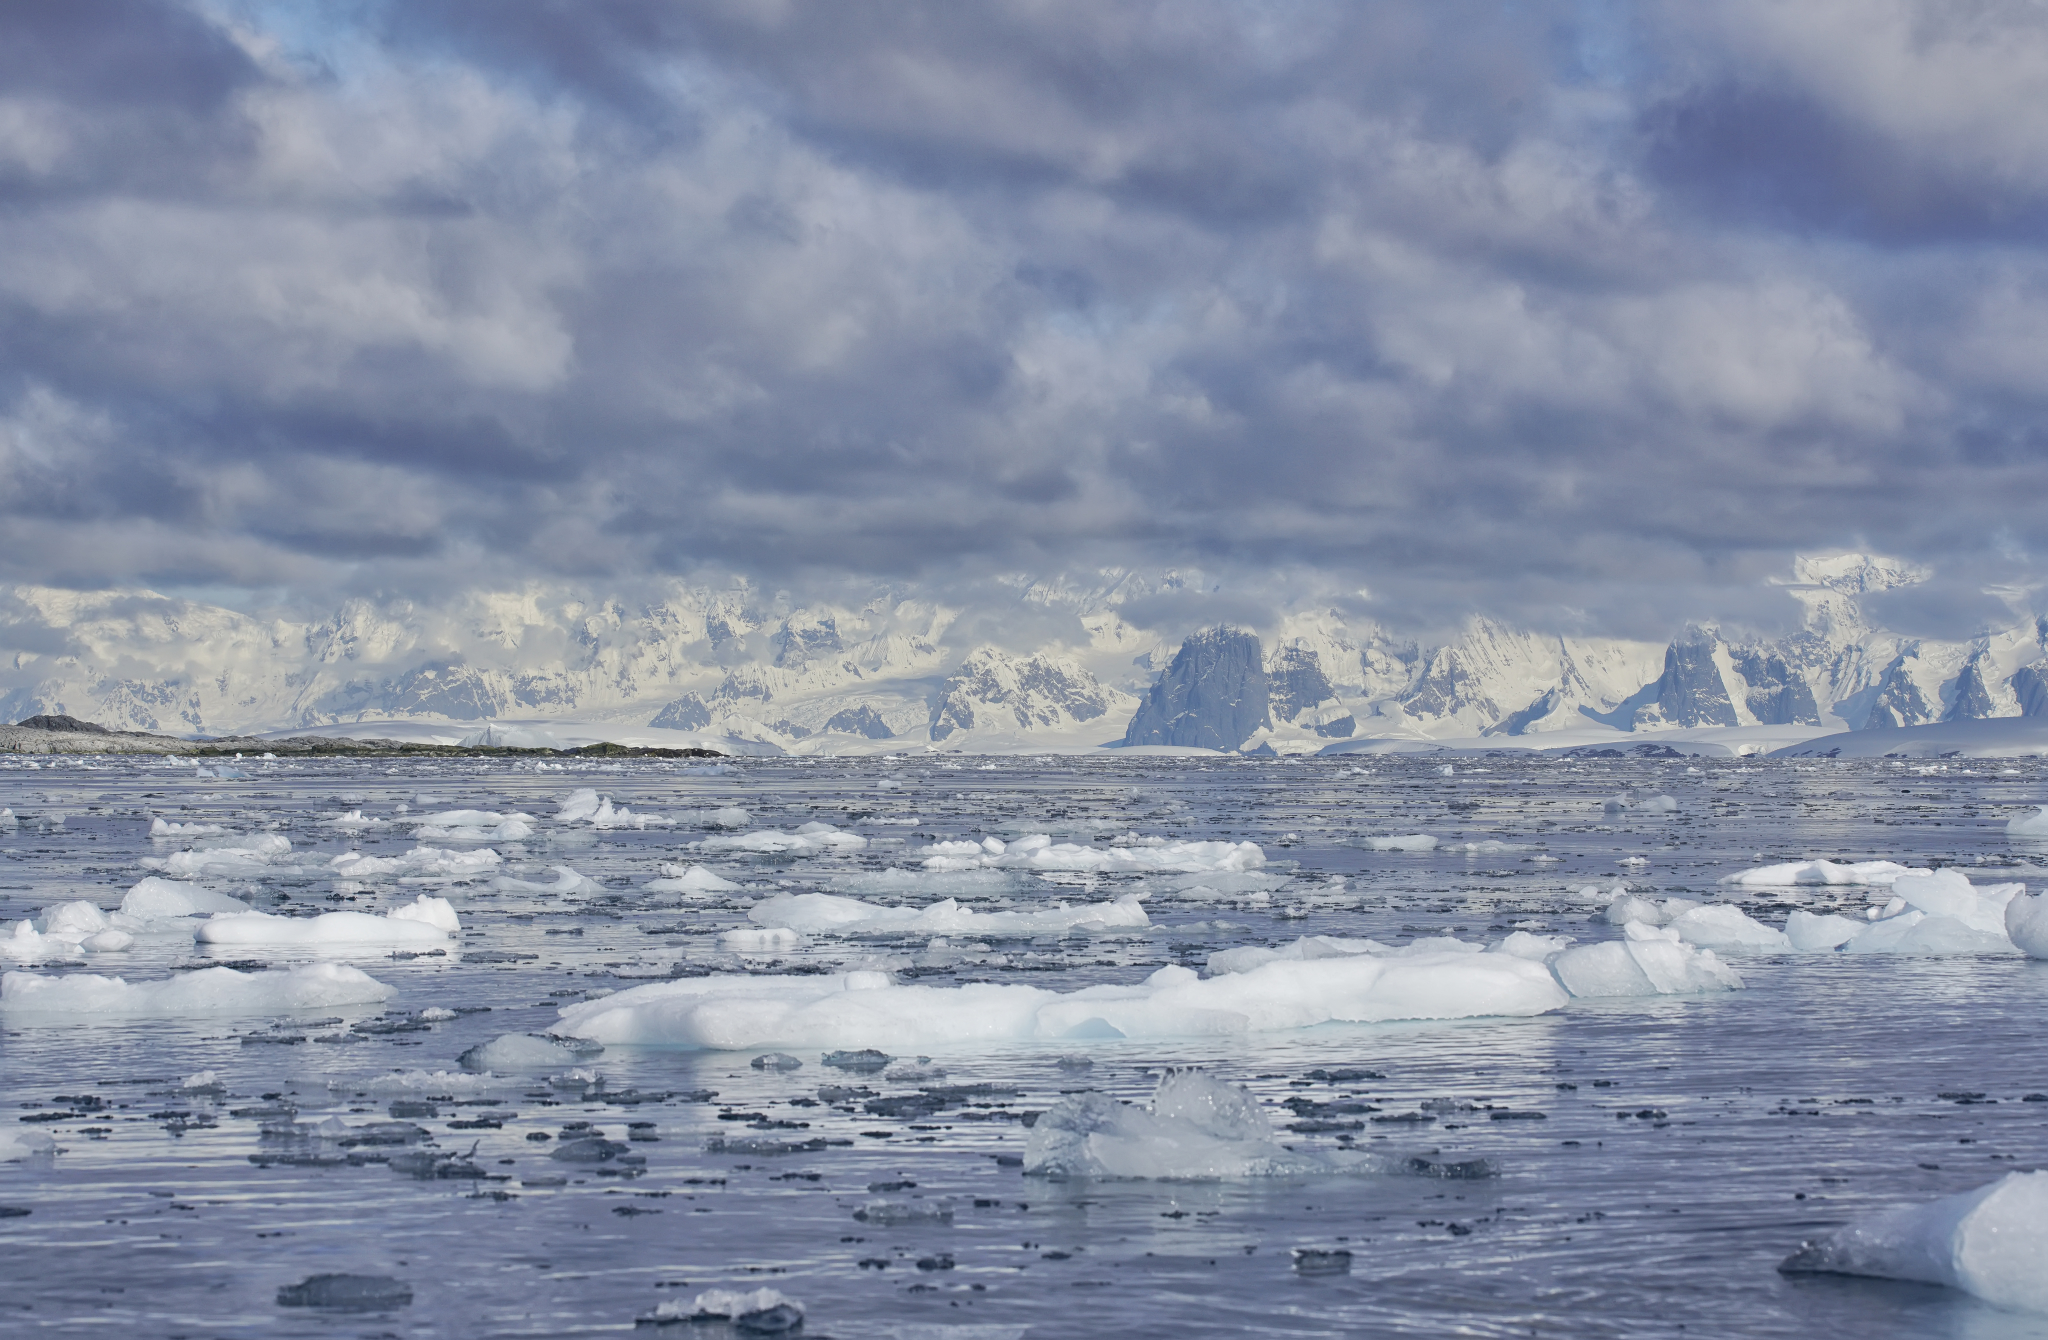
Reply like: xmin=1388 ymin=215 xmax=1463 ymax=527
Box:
xmin=646 ymin=864 xmax=743 ymax=894
xmin=150 ymin=817 xmax=223 ymax=836
xmin=1666 ymin=904 xmax=1792 ymax=954
xmin=1363 ymin=834 xmax=1438 ymax=852
xmin=1550 ymin=924 xmax=1744 ymax=997
xmin=1638 ymin=795 xmax=1679 ymax=814
xmin=1785 ymin=909 xmax=1867 ymax=952
xmin=458 ymin=1033 xmax=602 ymax=1072
xmin=751 ymin=1052 xmax=803 ymax=1071
xmin=1780 ymin=1170 xmax=2048 ymax=1313
xmin=491 ymin=866 xmax=603 ymax=896
xmin=1604 ymin=893 xmax=1666 ymax=926
xmin=275 ymin=1274 xmax=412 ymax=1310
xmin=412 ymin=810 xmax=536 ymax=842
xmin=2007 ymin=889 xmax=2048 ymax=958
xmin=2008 ymin=806 xmax=2048 ymax=838
xmin=0 ymin=1128 xmax=55 ymax=1160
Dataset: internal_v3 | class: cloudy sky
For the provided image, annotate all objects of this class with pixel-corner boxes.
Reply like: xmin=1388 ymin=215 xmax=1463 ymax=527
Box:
xmin=3 ymin=0 xmax=2046 ymax=639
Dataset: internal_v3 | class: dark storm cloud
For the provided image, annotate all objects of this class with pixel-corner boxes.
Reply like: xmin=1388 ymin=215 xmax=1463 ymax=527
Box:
xmin=4 ymin=0 xmax=2048 ymax=631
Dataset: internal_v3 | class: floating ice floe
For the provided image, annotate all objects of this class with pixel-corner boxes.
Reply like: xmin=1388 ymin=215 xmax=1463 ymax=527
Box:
xmin=328 ymin=846 xmax=503 ymax=882
xmin=324 ymin=810 xmax=382 ymax=830
xmin=694 ymin=823 xmax=868 ymax=855
xmin=2009 ymin=806 xmax=2048 ymax=838
xmin=1839 ymin=871 xmax=2022 ymax=956
xmin=1602 ymin=894 xmax=1791 ymax=953
xmin=492 ymin=866 xmax=603 ymax=895
xmin=555 ymin=788 xmax=657 ymax=829
xmin=1026 ymin=1068 xmax=1472 ymax=1180
xmin=1719 ymin=859 xmax=1929 ymax=887
xmin=2006 ymin=890 xmax=2048 ymax=958
xmin=643 ymin=864 xmax=743 ymax=895
xmin=1206 ymin=934 xmax=1478 ymax=976
xmin=640 ymin=1288 xmax=802 ymax=1330
xmin=1362 ymin=835 xmax=1438 ymax=852
xmin=120 ymin=877 xmax=251 ymax=918
xmin=0 ymin=1128 xmax=55 ymax=1160
xmin=346 ymin=1069 xmax=513 ymax=1098
xmin=919 ymin=834 xmax=1262 ymax=875
xmin=411 ymin=809 xmax=536 ymax=841
xmin=194 ymin=895 xmax=460 ymax=949
xmin=1780 ymin=1170 xmax=2048 ymax=1313
xmin=148 ymin=818 xmax=223 ymax=837
xmin=673 ymin=806 xmax=751 ymax=829
xmin=746 ymin=891 xmax=1149 ymax=936
xmin=553 ymin=953 xmax=1567 ymax=1051
xmin=1550 ymin=923 xmax=1746 ymax=997
xmin=0 ymin=899 xmax=142 ymax=961
xmin=148 ymin=835 xmax=297 ymax=879
xmin=458 ymin=1032 xmax=603 ymax=1072
xmin=828 ymin=867 xmax=1021 ymax=898
xmin=0 ymin=962 xmax=394 ymax=1017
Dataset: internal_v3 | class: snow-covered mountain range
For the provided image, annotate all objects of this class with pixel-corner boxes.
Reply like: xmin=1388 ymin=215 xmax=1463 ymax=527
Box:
xmin=1 ymin=555 xmax=2042 ymax=753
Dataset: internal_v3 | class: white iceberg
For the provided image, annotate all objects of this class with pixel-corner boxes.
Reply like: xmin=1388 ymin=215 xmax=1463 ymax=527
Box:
xmin=555 ymin=788 xmax=656 ymax=829
xmin=694 ymin=823 xmax=867 ymax=855
xmin=153 ymin=835 xmax=296 ymax=879
xmin=1781 ymin=1170 xmax=2048 ymax=1313
xmin=553 ymin=953 xmax=1568 ymax=1052
xmin=1362 ymin=835 xmax=1439 ymax=852
xmin=412 ymin=809 xmax=536 ymax=841
xmin=492 ymin=866 xmax=604 ymax=895
xmin=1720 ymin=859 xmax=1928 ymax=887
xmin=1550 ymin=923 xmax=1745 ymax=997
xmin=458 ymin=1032 xmax=601 ymax=1072
xmin=0 ymin=962 xmax=394 ymax=1017
xmin=459 ymin=724 xmax=564 ymax=750
xmin=195 ymin=895 xmax=460 ymax=948
xmin=745 ymin=891 xmax=1149 ymax=936
xmin=149 ymin=818 xmax=223 ymax=837
xmin=328 ymin=846 xmax=503 ymax=882
xmin=1205 ymin=934 xmax=1483 ymax=976
xmin=2009 ymin=806 xmax=2048 ymax=838
xmin=119 ymin=877 xmax=252 ymax=919
xmin=919 ymin=834 xmax=1262 ymax=875
xmin=643 ymin=864 xmax=743 ymax=895
xmin=1665 ymin=904 xmax=1792 ymax=953
xmin=1026 ymin=1068 xmax=1394 ymax=1179
xmin=2007 ymin=889 xmax=2048 ymax=958
xmin=0 ymin=1128 xmax=55 ymax=1160
xmin=1785 ymin=910 xmax=1868 ymax=952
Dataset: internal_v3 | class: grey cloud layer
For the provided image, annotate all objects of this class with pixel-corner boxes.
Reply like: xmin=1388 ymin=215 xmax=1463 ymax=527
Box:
xmin=2 ymin=0 xmax=2045 ymax=634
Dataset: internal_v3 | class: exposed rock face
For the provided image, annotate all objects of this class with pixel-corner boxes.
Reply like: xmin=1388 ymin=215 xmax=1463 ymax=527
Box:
xmin=1122 ymin=627 xmax=1270 ymax=751
xmin=1729 ymin=648 xmax=1822 ymax=725
xmin=1644 ymin=629 xmax=1738 ymax=728
xmin=14 ymin=714 xmax=109 ymax=734
xmin=1863 ymin=654 xmax=1934 ymax=729
xmin=823 ymin=705 xmax=894 ymax=738
xmin=1944 ymin=654 xmax=1998 ymax=722
xmin=2012 ymin=666 xmax=2048 ymax=718
xmin=1268 ymin=646 xmax=1335 ymax=724
xmin=648 ymin=693 xmax=713 ymax=730
xmin=929 ymin=648 xmax=1119 ymax=742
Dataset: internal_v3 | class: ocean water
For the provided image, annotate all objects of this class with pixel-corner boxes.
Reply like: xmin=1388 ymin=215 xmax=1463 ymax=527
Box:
xmin=4 ymin=749 xmax=2048 ymax=1337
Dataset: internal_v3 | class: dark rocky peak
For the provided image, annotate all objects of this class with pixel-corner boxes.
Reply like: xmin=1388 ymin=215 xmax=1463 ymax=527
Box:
xmin=14 ymin=714 xmax=110 ymax=733
xmin=1649 ymin=627 xmax=1737 ymax=728
xmin=1122 ymin=627 xmax=1270 ymax=751
xmin=649 ymin=693 xmax=712 ymax=730
xmin=1728 ymin=646 xmax=1821 ymax=725
xmin=1267 ymin=645 xmax=1335 ymax=724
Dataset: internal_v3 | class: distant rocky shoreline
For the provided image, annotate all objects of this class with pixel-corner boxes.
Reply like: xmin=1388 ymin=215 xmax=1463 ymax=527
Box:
xmin=0 ymin=715 xmax=725 ymax=759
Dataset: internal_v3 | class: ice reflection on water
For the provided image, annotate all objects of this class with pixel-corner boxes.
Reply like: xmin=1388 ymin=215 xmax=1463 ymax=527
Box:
xmin=4 ymin=752 xmax=2048 ymax=1336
